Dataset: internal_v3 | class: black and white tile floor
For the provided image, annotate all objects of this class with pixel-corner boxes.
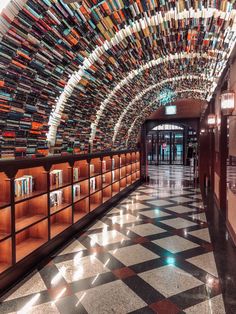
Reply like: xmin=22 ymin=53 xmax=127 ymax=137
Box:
xmin=0 ymin=165 xmax=235 ymax=313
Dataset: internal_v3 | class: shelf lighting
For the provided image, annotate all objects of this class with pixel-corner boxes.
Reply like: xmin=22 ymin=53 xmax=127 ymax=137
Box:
xmin=221 ymin=91 xmax=235 ymax=116
xmin=207 ymin=114 xmax=216 ymax=128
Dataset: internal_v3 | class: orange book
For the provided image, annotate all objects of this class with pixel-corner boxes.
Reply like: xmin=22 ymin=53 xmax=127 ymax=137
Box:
xmin=12 ymin=60 xmax=26 ymax=69
xmin=0 ymin=81 xmax=4 ymax=87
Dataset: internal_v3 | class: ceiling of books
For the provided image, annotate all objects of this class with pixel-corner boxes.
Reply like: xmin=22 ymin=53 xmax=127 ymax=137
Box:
xmin=0 ymin=0 xmax=236 ymax=157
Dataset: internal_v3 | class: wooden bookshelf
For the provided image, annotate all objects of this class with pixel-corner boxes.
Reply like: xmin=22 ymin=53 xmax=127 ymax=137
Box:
xmin=0 ymin=150 xmax=141 ymax=288
xmin=90 ymin=175 xmax=102 ymax=194
xmin=74 ymin=198 xmax=89 ymax=223
xmin=0 ymin=207 xmax=11 ymax=241
xmin=50 ymin=207 xmax=72 ymax=238
xmin=120 ymin=178 xmax=127 ymax=191
xmin=112 ymin=169 xmax=120 ymax=183
xmin=0 ymin=239 xmax=12 ymax=273
xmin=90 ymin=191 xmax=102 ymax=211
xmin=120 ymin=166 xmax=126 ymax=179
xmin=90 ymin=158 xmax=101 ymax=177
xmin=112 ymin=182 xmax=120 ymax=197
xmin=50 ymin=163 xmax=72 ymax=191
xmin=16 ymin=219 xmax=48 ymax=262
xmin=73 ymin=179 xmax=89 ymax=203
xmin=103 ymin=186 xmax=112 ymax=203
xmin=102 ymin=156 xmax=111 ymax=173
xmin=15 ymin=167 xmax=47 ymax=203
xmin=15 ymin=194 xmax=48 ymax=232
xmin=0 ymin=173 xmax=10 ymax=209
xmin=73 ymin=160 xmax=89 ymax=183
xmin=127 ymin=175 xmax=132 ymax=186
xmin=50 ymin=186 xmax=72 ymax=215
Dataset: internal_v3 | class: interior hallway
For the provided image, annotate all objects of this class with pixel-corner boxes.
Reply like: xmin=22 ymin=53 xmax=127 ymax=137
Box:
xmin=0 ymin=165 xmax=235 ymax=314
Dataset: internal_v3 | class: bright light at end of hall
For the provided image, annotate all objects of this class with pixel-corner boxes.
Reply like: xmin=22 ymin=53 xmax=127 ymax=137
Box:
xmin=0 ymin=0 xmax=11 ymax=13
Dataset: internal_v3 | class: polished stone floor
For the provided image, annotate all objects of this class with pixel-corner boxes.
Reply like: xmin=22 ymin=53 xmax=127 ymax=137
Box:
xmin=0 ymin=165 xmax=235 ymax=313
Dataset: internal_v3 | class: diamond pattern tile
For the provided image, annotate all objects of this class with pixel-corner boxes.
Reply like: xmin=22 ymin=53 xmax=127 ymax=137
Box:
xmin=153 ymin=235 xmax=199 ymax=253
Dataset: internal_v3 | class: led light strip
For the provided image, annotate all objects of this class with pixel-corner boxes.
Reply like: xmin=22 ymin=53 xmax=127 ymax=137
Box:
xmin=47 ymin=7 xmax=236 ymax=145
xmin=112 ymin=75 xmax=216 ymax=144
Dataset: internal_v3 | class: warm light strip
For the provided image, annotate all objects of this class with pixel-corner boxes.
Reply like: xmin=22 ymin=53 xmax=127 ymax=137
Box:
xmin=47 ymin=7 xmax=236 ymax=145
xmin=88 ymin=52 xmax=219 ymax=145
xmin=112 ymin=75 xmax=215 ymax=144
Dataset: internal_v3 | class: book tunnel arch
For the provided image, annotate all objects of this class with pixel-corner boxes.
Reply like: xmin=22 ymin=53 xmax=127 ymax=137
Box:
xmin=0 ymin=0 xmax=236 ymax=157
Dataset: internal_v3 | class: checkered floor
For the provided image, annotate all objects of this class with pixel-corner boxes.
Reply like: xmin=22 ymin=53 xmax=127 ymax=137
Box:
xmin=0 ymin=166 xmax=226 ymax=313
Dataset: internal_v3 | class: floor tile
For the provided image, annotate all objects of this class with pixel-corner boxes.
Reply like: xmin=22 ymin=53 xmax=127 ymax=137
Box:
xmin=128 ymin=223 xmax=166 ymax=236
xmin=131 ymin=195 xmax=155 ymax=201
xmin=124 ymin=203 xmax=150 ymax=211
xmin=111 ymin=213 xmax=140 ymax=225
xmin=110 ymin=244 xmax=159 ymax=266
xmin=140 ymin=209 xmax=171 ymax=219
xmin=89 ymin=230 xmax=129 ymax=246
xmin=58 ymin=240 xmax=86 ymax=256
xmin=89 ymin=221 xmax=109 ymax=230
xmin=189 ymin=202 xmax=204 ymax=208
xmin=56 ymin=255 xmax=109 ymax=283
xmin=169 ymin=196 xmax=193 ymax=203
xmin=184 ymin=294 xmax=225 ymax=314
xmin=139 ymin=265 xmax=203 ymax=297
xmin=187 ymin=252 xmax=218 ymax=277
xmin=189 ymin=213 xmax=207 ymax=223
xmin=161 ymin=217 xmax=197 ymax=229
xmin=147 ymin=200 xmax=173 ymax=207
xmin=8 ymin=301 xmax=60 ymax=314
xmin=6 ymin=272 xmax=47 ymax=301
xmin=188 ymin=228 xmax=211 ymax=242
xmin=76 ymin=280 xmax=146 ymax=313
xmin=153 ymin=235 xmax=199 ymax=253
xmin=167 ymin=205 xmax=196 ymax=214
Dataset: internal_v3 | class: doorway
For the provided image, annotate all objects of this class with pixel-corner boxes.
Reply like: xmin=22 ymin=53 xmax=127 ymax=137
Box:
xmin=147 ymin=124 xmax=186 ymax=165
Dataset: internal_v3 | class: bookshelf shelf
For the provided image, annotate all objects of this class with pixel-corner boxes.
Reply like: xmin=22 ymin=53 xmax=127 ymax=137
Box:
xmin=50 ymin=207 xmax=72 ymax=238
xmin=73 ymin=160 xmax=89 ymax=183
xmin=15 ymin=194 xmax=48 ymax=232
xmin=0 ymin=207 xmax=11 ymax=241
xmin=50 ymin=163 xmax=72 ymax=191
xmin=15 ymin=167 xmax=47 ymax=203
xmin=16 ymin=219 xmax=48 ymax=262
xmin=50 ymin=186 xmax=72 ymax=215
xmin=74 ymin=198 xmax=89 ymax=223
xmin=0 ymin=173 xmax=10 ymax=209
xmin=0 ymin=239 xmax=12 ymax=273
xmin=0 ymin=150 xmax=140 ymax=288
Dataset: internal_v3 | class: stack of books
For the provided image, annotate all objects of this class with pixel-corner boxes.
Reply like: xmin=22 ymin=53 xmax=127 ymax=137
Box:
xmin=15 ymin=175 xmax=34 ymax=197
xmin=50 ymin=169 xmax=63 ymax=187
xmin=50 ymin=190 xmax=63 ymax=208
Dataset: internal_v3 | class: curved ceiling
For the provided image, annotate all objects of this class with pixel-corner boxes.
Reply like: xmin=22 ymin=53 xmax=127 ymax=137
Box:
xmin=0 ymin=0 xmax=236 ymax=156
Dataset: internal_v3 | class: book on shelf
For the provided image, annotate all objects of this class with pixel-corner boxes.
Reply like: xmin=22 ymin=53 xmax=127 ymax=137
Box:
xmin=73 ymin=167 xmax=79 ymax=181
xmin=90 ymin=163 xmax=95 ymax=175
xmin=50 ymin=169 xmax=63 ymax=187
xmin=50 ymin=190 xmax=63 ymax=208
xmin=102 ymin=160 xmax=106 ymax=172
xmin=73 ymin=184 xmax=80 ymax=198
xmin=90 ymin=177 xmax=96 ymax=191
xmin=112 ymin=170 xmax=115 ymax=182
xmin=15 ymin=175 xmax=34 ymax=197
